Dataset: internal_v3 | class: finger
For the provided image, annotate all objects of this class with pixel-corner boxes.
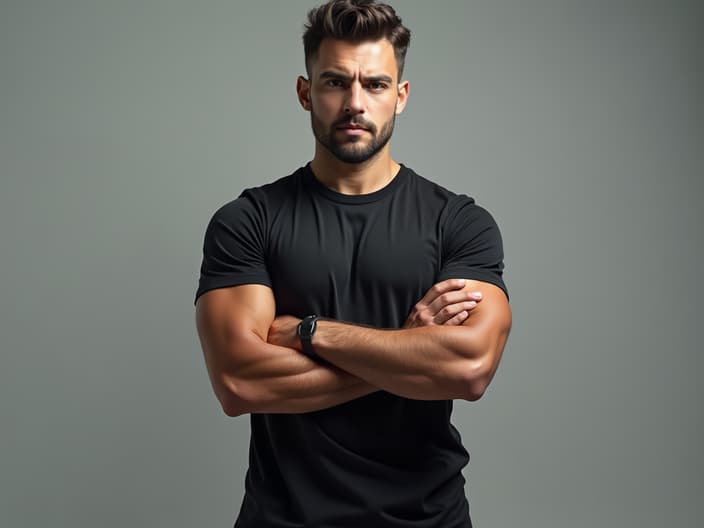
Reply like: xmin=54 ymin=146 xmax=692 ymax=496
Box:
xmin=444 ymin=310 xmax=469 ymax=326
xmin=432 ymin=301 xmax=477 ymax=325
xmin=427 ymin=290 xmax=481 ymax=315
xmin=417 ymin=278 xmax=467 ymax=307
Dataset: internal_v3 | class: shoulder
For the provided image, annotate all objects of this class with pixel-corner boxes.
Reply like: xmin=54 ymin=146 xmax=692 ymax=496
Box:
xmin=402 ymin=165 xmax=508 ymax=297
xmin=406 ymin=167 xmax=505 ymax=250
xmin=209 ymin=166 xmax=306 ymax=224
xmin=400 ymin=165 xmax=464 ymax=198
xmin=401 ymin=165 xmax=479 ymax=203
xmin=400 ymin=165 xmax=492 ymax=220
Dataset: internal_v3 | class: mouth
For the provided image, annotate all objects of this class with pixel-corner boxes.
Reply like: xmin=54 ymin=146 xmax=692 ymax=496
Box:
xmin=335 ymin=117 xmax=372 ymax=130
xmin=337 ymin=124 xmax=368 ymax=131
xmin=336 ymin=122 xmax=371 ymax=138
xmin=336 ymin=126 xmax=368 ymax=137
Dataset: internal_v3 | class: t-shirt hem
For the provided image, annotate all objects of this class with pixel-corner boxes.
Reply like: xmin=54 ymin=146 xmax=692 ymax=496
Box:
xmin=436 ymin=270 xmax=509 ymax=300
xmin=194 ymin=275 xmax=272 ymax=304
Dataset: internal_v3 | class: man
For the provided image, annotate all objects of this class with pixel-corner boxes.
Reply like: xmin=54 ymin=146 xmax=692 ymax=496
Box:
xmin=195 ymin=0 xmax=511 ymax=526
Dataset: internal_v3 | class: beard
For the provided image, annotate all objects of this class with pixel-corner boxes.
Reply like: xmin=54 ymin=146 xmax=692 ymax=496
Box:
xmin=310 ymin=109 xmax=396 ymax=164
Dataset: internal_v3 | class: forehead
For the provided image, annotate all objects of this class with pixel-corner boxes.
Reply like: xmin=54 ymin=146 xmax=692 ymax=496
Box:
xmin=311 ymin=38 xmax=398 ymax=79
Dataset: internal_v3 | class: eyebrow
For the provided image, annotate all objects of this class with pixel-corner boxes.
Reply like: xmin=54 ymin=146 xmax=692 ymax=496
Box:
xmin=319 ymin=71 xmax=394 ymax=84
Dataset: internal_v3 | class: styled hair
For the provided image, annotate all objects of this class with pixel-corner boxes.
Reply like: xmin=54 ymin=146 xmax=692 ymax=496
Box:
xmin=302 ymin=0 xmax=411 ymax=78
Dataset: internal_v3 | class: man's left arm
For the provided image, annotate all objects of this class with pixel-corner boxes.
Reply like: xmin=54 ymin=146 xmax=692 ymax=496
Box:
xmin=268 ymin=279 xmax=511 ymax=401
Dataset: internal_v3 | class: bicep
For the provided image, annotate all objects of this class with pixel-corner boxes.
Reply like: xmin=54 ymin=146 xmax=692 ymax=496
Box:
xmin=461 ymin=279 xmax=511 ymax=322
xmin=195 ymin=286 xmax=373 ymax=414
xmin=460 ymin=279 xmax=512 ymax=355
xmin=195 ymin=284 xmax=276 ymax=375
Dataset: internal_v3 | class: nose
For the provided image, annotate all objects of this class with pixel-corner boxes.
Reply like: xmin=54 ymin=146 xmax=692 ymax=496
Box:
xmin=344 ymin=83 xmax=365 ymax=115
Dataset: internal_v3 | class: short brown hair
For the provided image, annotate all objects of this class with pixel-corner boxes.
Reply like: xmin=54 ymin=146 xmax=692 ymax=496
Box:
xmin=302 ymin=0 xmax=411 ymax=78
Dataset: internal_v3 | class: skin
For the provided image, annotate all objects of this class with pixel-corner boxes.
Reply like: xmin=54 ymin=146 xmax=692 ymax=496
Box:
xmin=268 ymin=280 xmax=510 ymax=401
xmin=196 ymin=279 xmax=483 ymax=415
xmin=296 ymin=39 xmax=409 ymax=194
xmin=195 ymin=37 xmax=512 ymax=416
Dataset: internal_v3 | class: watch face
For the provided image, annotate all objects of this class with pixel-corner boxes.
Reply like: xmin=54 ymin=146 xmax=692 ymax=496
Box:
xmin=298 ymin=315 xmax=317 ymax=338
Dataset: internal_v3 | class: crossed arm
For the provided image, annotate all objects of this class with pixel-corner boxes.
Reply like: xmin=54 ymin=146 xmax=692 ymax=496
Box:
xmin=195 ymin=279 xmax=511 ymax=416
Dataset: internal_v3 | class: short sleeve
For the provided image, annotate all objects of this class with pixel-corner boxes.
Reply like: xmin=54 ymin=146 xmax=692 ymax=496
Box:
xmin=194 ymin=190 xmax=271 ymax=304
xmin=437 ymin=196 xmax=509 ymax=299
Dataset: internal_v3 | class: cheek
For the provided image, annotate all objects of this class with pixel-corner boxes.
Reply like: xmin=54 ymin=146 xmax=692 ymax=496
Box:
xmin=312 ymin=93 xmax=342 ymax=115
xmin=370 ymin=96 xmax=398 ymax=116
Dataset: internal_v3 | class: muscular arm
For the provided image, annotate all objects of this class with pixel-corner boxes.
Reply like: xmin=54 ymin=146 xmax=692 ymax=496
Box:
xmin=195 ymin=284 xmax=377 ymax=416
xmin=269 ymin=280 xmax=511 ymax=401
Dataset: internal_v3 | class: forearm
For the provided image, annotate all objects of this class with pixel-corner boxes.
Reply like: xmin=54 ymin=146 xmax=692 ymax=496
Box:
xmin=216 ymin=335 xmax=378 ymax=416
xmin=313 ymin=321 xmax=503 ymax=400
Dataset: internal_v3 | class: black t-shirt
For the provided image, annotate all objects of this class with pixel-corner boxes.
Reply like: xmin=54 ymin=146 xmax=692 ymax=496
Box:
xmin=195 ymin=164 xmax=507 ymax=528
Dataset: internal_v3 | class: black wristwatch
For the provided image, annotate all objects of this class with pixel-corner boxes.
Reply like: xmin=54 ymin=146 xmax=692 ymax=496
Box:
xmin=297 ymin=315 xmax=319 ymax=360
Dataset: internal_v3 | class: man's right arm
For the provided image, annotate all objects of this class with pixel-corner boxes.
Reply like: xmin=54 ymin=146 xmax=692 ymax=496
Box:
xmin=195 ymin=283 xmax=378 ymax=416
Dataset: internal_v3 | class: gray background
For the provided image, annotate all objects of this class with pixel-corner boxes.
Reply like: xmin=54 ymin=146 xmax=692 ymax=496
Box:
xmin=1 ymin=0 xmax=702 ymax=526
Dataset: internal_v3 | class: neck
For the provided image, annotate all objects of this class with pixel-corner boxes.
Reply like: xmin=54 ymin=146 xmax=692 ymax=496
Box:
xmin=310 ymin=144 xmax=400 ymax=195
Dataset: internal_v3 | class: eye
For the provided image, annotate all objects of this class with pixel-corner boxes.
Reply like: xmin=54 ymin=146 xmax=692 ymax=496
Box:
xmin=325 ymin=79 xmax=344 ymax=88
xmin=367 ymin=81 xmax=388 ymax=91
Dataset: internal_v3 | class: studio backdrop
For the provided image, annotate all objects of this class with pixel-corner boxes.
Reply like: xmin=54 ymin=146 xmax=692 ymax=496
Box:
xmin=1 ymin=1 xmax=702 ymax=527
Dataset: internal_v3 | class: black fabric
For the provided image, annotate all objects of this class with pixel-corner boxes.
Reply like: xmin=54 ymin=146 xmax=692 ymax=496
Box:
xmin=195 ymin=164 xmax=507 ymax=528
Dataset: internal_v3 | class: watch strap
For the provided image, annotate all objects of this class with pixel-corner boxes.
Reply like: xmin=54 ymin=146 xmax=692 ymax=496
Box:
xmin=297 ymin=315 xmax=319 ymax=360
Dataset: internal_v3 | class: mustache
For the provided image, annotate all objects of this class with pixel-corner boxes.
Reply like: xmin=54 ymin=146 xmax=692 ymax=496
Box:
xmin=333 ymin=117 xmax=376 ymax=131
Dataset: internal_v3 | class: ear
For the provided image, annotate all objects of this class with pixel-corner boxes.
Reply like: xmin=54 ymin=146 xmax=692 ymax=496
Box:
xmin=296 ymin=76 xmax=312 ymax=111
xmin=395 ymin=80 xmax=409 ymax=115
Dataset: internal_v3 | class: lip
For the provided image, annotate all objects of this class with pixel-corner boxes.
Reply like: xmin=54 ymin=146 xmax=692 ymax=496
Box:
xmin=336 ymin=125 xmax=369 ymax=135
xmin=337 ymin=127 xmax=368 ymax=136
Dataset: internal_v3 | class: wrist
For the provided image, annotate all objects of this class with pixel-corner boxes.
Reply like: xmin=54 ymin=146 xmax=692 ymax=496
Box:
xmin=297 ymin=315 xmax=320 ymax=360
xmin=310 ymin=319 xmax=366 ymax=357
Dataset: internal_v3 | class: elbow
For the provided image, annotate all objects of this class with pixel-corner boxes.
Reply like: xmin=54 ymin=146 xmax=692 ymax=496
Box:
xmin=220 ymin=394 xmax=247 ymax=417
xmin=463 ymin=381 xmax=488 ymax=402
xmin=455 ymin=330 xmax=509 ymax=401
xmin=457 ymin=356 xmax=494 ymax=402
xmin=215 ymin=375 xmax=255 ymax=417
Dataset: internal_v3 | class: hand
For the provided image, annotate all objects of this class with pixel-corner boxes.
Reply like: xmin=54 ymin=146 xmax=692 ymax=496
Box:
xmin=267 ymin=315 xmax=302 ymax=350
xmin=403 ymin=278 xmax=482 ymax=328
